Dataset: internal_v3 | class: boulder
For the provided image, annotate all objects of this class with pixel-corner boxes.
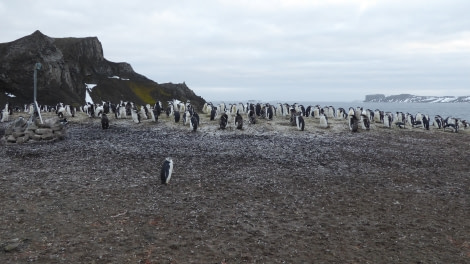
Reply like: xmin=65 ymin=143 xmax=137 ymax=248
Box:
xmin=35 ymin=128 xmax=53 ymax=135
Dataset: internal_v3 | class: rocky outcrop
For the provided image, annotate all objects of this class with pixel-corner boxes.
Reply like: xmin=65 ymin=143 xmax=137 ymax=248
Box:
xmin=364 ymin=94 xmax=470 ymax=103
xmin=2 ymin=116 xmax=66 ymax=144
xmin=0 ymin=31 xmax=205 ymax=110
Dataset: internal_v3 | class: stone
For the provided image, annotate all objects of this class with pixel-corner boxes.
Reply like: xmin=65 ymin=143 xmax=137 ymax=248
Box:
xmin=25 ymin=131 xmax=35 ymax=138
xmin=44 ymin=117 xmax=60 ymax=127
xmin=41 ymin=133 xmax=54 ymax=140
xmin=7 ymin=135 xmax=16 ymax=143
xmin=14 ymin=117 xmax=27 ymax=128
xmin=12 ymin=131 xmax=25 ymax=138
xmin=27 ymin=123 xmax=38 ymax=131
xmin=4 ymin=239 xmax=21 ymax=252
xmin=35 ymin=128 xmax=53 ymax=135
xmin=16 ymin=134 xmax=30 ymax=144
xmin=13 ymin=126 xmax=26 ymax=133
xmin=51 ymin=125 xmax=63 ymax=131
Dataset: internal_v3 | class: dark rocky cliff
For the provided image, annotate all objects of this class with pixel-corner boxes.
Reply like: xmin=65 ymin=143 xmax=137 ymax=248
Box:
xmin=0 ymin=30 xmax=205 ymax=109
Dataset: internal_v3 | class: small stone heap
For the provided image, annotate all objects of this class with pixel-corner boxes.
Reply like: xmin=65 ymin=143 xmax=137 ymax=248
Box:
xmin=3 ymin=116 xmax=66 ymax=144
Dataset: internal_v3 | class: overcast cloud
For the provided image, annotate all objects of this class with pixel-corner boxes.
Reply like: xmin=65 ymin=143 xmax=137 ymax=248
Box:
xmin=1 ymin=0 xmax=469 ymax=102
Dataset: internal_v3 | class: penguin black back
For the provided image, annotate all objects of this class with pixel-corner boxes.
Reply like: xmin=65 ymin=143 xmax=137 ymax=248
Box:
xmin=160 ymin=158 xmax=174 ymax=184
xmin=101 ymin=113 xmax=109 ymax=129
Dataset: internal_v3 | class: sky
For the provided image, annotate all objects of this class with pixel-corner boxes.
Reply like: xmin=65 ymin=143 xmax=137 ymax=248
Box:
xmin=1 ymin=0 xmax=469 ymax=102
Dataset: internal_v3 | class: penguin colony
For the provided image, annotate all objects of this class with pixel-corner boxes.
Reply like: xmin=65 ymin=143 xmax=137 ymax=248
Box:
xmin=1 ymin=100 xmax=468 ymax=133
xmin=3 ymin=100 xmax=468 ymax=186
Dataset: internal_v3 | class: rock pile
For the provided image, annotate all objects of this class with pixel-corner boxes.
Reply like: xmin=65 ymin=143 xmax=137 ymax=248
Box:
xmin=2 ymin=116 xmax=66 ymax=144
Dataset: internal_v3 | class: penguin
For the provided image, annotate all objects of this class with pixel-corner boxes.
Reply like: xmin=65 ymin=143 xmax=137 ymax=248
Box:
xmin=3 ymin=103 xmax=14 ymax=122
xmin=299 ymin=105 xmax=306 ymax=116
xmin=137 ymin=111 xmax=141 ymax=123
xmin=235 ymin=112 xmax=243 ymax=129
xmin=131 ymin=109 xmax=140 ymax=123
xmin=70 ymin=106 xmax=76 ymax=117
xmin=140 ymin=105 xmax=148 ymax=119
xmin=461 ymin=120 xmax=469 ymax=129
xmin=210 ymin=107 xmax=217 ymax=121
xmin=255 ymin=103 xmax=261 ymax=117
xmin=360 ymin=114 xmax=370 ymax=130
xmin=57 ymin=106 xmax=65 ymax=118
xmin=444 ymin=122 xmax=459 ymax=133
xmin=415 ymin=113 xmax=424 ymax=125
xmin=95 ymin=105 xmax=103 ymax=117
xmin=103 ymin=102 xmax=110 ymax=114
xmin=328 ymin=106 xmax=336 ymax=118
xmin=101 ymin=113 xmax=109 ymax=129
xmin=296 ymin=115 xmax=305 ymax=131
xmin=349 ymin=114 xmax=359 ymax=132
xmin=367 ymin=109 xmax=374 ymax=122
xmin=182 ymin=111 xmax=188 ymax=125
xmin=373 ymin=109 xmax=382 ymax=123
xmin=248 ymin=109 xmax=256 ymax=124
xmin=165 ymin=106 xmax=172 ymax=117
xmin=59 ymin=118 xmax=68 ymax=126
xmin=114 ymin=105 xmax=120 ymax=119
xmin=395 ymin=122 xmax=405 ymax=129
xmin=2 ymin=104 xmax=12 ymax=121
xmin=220 ymin=113 xmax=228 ymax=129
xmin=395 ymin=112 xmax=404 ymax=123
xmin=406 ymin=114 xmax=413 ymax=125
xmin=266 ymin=105 xmax=273 ymax=120
xmin=422 ymin=115 xmax=430 ymax=130
xmin=312 ymin=106 xmax=320 ymax=119
xmin=319 ymin=114 xmax=328 ymax=128
xmin=238 ymin=102 xmax=246 ymax=114
xmin=225 ymin=110 xmax=232 ymax=125
xmin=412 ymin=120 xmax=423 ymax=128
xmin=190 ymin=115 xmax=198 ymax=131
xmin=336 ymin=108 xmax=346 ymax=119
xmin=434 ymin=115 xmax=443 ymax=129
xmin=202 ymin=103 xmax=210 ymax=114
xmin=160 ymin=157 xmax=174 ymax=185
xmin=305 ymin=105 xmax=312 ymax=117
xmin=154 ymin=101 xmax=162 ymax=117
xmin=152 ymin=108 xmax=159 ymax=122
xmin=193 ymin=112 xmax=200 ymax=125
xmin=289 ymin=109 xmax=297 ymax=126
xmin=174 ymin=111 xmax=180 ymax=123
xmin=149 ymin=107 xmax=156 ymax=122
xmin=383 ymin=114 xmax=392 ymax=128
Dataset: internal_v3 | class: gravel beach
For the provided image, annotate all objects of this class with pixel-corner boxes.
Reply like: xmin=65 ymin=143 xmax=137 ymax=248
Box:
xmin=1 ymin=111 xmax=469 ymax=263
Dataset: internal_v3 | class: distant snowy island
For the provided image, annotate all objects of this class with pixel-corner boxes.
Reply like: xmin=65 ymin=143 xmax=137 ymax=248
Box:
xmin=364 ymin=94 xmax=470 ymax=103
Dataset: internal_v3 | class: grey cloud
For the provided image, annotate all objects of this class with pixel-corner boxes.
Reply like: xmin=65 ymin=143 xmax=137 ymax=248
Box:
xmin=1 ymin=0 xmax=469 ymax=102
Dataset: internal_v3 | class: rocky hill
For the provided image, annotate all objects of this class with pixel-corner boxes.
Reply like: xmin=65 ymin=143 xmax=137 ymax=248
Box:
xmin=364 ymin=94 xmax=470 ymax=103
xmin=0 ymin=30 xmax=205 ymax=109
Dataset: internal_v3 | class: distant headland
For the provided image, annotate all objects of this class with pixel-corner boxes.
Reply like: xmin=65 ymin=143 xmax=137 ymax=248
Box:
xmin=364 ymin=94 xmax=470 ymax=103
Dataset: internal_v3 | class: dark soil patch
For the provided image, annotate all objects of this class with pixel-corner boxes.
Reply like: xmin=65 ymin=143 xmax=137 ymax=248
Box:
xmin=1 ymin=112 xmax=469 ymax=263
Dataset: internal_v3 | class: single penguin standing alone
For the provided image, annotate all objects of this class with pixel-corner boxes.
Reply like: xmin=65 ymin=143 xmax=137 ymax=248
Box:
xmin=160 ymin=157 xmax=174 ymax=185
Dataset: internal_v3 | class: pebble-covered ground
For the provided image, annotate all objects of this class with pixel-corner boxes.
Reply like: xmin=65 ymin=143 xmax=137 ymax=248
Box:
xmin=1 ymin=111 xmax=469 ymax=263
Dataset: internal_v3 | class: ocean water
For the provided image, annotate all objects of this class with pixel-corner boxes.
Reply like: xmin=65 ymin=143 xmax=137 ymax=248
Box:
xmin=315 ymin=102 xmax=470 ymax=121
xmin=211 ymin=101 xmax=470 ymax=121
